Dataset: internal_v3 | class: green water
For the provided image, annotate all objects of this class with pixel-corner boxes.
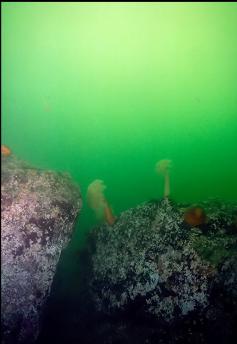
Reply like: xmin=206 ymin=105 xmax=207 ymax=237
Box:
xmin=2 ymin=2 xmax=237 ymax=250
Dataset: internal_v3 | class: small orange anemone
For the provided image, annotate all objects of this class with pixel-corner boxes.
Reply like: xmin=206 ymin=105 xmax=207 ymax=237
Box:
xmin=184 ymin=206 xmax=206 ymax=226
xmin=1 ymin=145 xmax=11 ymax=157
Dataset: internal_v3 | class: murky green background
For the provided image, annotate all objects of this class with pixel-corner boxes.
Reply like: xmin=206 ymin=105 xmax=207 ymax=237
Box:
xmin=2 ymin=2 xmax=237 ymax=251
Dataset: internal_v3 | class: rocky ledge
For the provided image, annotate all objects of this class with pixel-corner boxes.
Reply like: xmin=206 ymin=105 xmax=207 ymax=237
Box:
xmin=86 ymin=198 xmax=237 ymax=344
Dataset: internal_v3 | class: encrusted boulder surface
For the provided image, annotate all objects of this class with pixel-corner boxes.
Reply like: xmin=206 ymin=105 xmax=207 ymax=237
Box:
xmin=1 ymin=155 xmax=82 ymax=344
xmin=86 ymin=198 xmax=237 ymax=343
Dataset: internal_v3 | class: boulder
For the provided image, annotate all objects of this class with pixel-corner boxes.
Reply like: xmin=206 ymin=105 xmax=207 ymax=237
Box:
xmin=87 ymin=198 xmax=237 ymax=343
xmin=1 ymin=155 xmax=82 ymax=344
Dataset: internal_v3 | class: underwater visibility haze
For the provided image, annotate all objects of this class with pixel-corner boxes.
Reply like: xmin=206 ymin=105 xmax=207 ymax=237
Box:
xmin=2 ymin=3 xmax=237 ymax=222
xmin=1 ymin=2 xmax=237 ymax=343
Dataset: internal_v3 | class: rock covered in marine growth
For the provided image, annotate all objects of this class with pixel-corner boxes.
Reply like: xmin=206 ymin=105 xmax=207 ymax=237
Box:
xmin=88 ymin=199 xmax=237 ymax=343
xmin=1 ymin=155 xmax=82 ymax=344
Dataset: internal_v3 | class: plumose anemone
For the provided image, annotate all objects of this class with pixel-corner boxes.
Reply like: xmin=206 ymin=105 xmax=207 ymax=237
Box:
xmin=155 ymin=159 xmax=172 ymax=198
xmin=86 ymin=179 xmax=116 ymax=226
